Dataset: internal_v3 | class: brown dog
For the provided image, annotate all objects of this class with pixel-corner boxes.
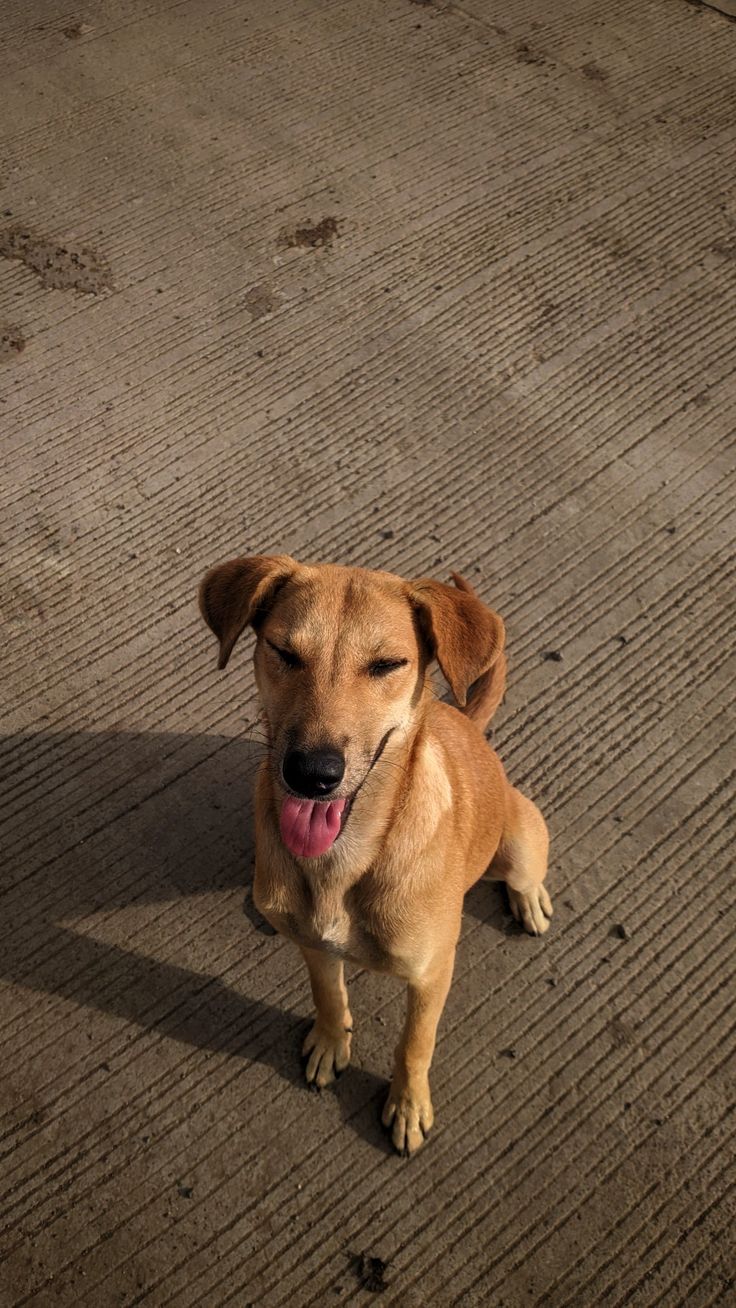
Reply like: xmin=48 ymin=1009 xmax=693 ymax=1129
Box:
xmin=199 ymin=556 xmax=552 ymax=1154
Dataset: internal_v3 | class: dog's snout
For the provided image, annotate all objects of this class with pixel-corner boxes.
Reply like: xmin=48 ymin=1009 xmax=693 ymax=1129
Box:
xmin=282 ymin=747 xmax=346 ymax=798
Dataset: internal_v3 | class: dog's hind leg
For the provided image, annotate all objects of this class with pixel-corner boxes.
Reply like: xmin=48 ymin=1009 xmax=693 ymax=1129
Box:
xmin=300 ymin=946 xmax=353 ymax=1088
xmin=491 ymin=786 xmax=553 ymax=936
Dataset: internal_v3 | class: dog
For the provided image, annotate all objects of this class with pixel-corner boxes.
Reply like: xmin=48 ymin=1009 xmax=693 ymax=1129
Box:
xmin=199 ymin=555 xmax=552 ymax=1154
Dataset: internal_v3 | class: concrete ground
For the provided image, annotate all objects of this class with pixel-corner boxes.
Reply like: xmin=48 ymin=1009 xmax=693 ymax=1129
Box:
xmin=1 ymin=0 xmax=734 ymax=1304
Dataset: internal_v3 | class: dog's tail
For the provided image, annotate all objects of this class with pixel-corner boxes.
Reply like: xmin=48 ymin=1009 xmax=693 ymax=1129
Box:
xmin=451 ymin=572 xmax=507 ymax=732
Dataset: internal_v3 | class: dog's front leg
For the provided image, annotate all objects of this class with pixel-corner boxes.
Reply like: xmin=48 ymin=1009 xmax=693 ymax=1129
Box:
xmin=300 ymin=946 xmax=353 ymax=1089
xmin=382 ymin=948 xmax=455 ymax=1155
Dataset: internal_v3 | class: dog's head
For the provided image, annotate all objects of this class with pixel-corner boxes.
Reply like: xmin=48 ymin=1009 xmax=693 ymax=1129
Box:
xmin=199 ymin=555 xmax=503 ymax=858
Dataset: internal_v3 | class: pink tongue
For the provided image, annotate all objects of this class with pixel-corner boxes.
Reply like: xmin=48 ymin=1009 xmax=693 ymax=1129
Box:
xmin=280 ymin=796 xmax=346 ymax=858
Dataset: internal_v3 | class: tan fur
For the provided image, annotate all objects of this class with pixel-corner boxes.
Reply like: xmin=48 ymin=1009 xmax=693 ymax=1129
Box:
xmin=199 ymin=556 xmax=552 ymax=1154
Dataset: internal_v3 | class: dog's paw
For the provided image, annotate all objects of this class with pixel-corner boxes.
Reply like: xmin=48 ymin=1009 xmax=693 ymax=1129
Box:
xmin=302 ymin=1019 xmax=352 ymax=1088
xmin=382 ymin=1075 xmax=434 ymax=1156
xmin=508 ymin=883 xmax=553 ymax=936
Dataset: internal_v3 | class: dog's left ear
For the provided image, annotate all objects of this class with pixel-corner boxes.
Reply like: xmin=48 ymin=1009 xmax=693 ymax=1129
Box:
xmin=409 ymin=572 xmax=505 ymax=708
xmin=199 ymin=554 xmax=296 ymax=669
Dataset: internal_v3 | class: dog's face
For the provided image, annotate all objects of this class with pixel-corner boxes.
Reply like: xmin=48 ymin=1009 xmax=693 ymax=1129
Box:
xmin=254 ymin=565 xmax=423 ymax=800
xmin=199 ymin=555 xmax=504 ymax=858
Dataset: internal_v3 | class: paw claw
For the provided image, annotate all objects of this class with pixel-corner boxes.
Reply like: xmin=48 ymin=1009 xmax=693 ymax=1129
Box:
xmin=302 ymin=1019 xmax=352 ymax=1088
xmin=508 ymin=885 xmax=553 ymax=936
xmin=383 ymin=1078 xmax=433 ymax=1156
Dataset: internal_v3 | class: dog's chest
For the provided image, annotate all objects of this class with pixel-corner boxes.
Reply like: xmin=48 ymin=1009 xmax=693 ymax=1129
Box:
xmin=283 ymin=876 xmax=394 ymax=969
xmin=309 ymin=885 xmax=352 ymax=950
xmin=255 ymin=857 xmax=412 ymax=972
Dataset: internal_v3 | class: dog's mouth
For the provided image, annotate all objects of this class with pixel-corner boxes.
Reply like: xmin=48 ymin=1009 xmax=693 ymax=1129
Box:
xmin=279 ymin=794 xmax=353 ymax=859
xmin=276 ymin=727 xmax=396 ymax=860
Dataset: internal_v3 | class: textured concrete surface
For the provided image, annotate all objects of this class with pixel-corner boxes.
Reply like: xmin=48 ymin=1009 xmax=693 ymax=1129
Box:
xmin=1 ymin=0 xmax=735 ymax=1304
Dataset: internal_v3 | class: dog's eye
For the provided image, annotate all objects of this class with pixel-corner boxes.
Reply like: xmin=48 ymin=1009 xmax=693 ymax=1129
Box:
xmin=267 ymin=640 xmax=303 ymax=669
xmin=367 ymin=658 xmax=409 ymax=678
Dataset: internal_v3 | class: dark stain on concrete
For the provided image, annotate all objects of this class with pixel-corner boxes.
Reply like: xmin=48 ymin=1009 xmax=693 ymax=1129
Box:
xmin=244 ymin=284 xmax=281 ymax=319
xmin=515 ymin=41 xmax=546 ymax=66
xmin=582 ymin=61 xmax=609 ymax=81
xmin=280 ymin=216 xmax=341 ymax=249
xmin=62 ymin=21 xmax=93 ymax=39
xmin=349 ymin=1251 xmax=389 ymax=1293
xmin=0 ymin=224 xmax=113 ymax=293
xmin=0 ymin=324 xmax=26 ymax=360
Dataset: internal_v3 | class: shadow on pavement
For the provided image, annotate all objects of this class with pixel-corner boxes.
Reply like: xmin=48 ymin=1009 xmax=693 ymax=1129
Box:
xmin=0 ymin=728 xmax=401 ymax=1147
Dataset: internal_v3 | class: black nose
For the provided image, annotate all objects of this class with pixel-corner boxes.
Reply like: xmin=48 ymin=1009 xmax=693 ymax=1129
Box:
xmin=282 ymin=748 xmax=345 ymax=798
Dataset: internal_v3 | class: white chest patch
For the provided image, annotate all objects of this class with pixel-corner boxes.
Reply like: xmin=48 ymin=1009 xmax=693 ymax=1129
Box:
xmin=309 ymin=884 xmax=352 ymax=949
xmin=316 ymin=915 xmax=350 ymax=947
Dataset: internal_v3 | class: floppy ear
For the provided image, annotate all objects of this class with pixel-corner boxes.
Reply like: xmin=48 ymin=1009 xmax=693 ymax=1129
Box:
xmin=198 ymin=554 xmax=296 ymax=669
xmin=409 ymin=572 xmax=505 ymax=708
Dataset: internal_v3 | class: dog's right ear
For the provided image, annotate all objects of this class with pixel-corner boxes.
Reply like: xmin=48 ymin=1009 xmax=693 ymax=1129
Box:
xmin=198 ymin=554 xmax=296 ymax=669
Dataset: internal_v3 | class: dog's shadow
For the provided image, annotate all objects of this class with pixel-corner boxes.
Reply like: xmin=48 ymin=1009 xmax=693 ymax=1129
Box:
xmin=0 ymin=728 xmax=417 ymax=1149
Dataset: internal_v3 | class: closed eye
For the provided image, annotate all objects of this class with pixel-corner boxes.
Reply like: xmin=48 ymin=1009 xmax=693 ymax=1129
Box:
xmin=367 ymin=657 xmax=409 ymax=678
xmin=266 ymin=639 xmax=303 ymax=669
